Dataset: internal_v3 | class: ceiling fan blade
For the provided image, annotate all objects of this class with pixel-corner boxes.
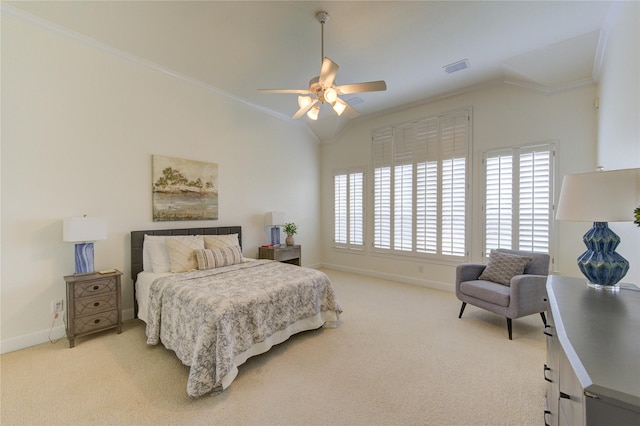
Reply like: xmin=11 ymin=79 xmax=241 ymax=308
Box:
xmin=258 ymin=89 xmax=312 ymax=94
xmin=341 ymin=101 xmax=360 ymax=119
xmin=292 ymin=99 xmax=318 ymax=119
xmin=336 ymin=80 xmax=387 ymax=95
xmin=319 ymin=57 xmax=339 ymax=87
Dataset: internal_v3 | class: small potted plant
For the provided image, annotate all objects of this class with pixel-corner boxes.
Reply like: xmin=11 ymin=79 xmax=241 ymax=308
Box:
xmin=283 ymin=222 xmax=297 ymax=246
xmin=634 ymin=206 xmax=640 ymax=227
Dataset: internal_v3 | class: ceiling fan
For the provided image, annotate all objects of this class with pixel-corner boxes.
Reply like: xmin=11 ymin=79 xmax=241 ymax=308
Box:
xmin=259 ymin=11 xmax=387 ymax=121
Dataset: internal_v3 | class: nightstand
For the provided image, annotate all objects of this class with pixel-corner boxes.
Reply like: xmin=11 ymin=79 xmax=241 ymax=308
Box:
xmin=258 ymin=245 xmax=301 ymax=266
xmin=64 ymin=270 xmax=122 ymax=348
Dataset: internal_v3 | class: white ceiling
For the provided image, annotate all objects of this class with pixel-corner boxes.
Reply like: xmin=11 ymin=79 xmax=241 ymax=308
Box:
xmin=7 ymin=1 xmax=616 ymax=142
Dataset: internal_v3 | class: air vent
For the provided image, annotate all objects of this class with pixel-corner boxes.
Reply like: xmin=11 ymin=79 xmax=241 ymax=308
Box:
xmin=346 ymin=97 xmax=364 ymax=106
xmin=444 ymin=59 xmax=470 ymax=74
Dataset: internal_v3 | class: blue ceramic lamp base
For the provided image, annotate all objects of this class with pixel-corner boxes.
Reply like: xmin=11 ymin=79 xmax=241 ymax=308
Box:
xmin=271 ymin=226 xmax=281 ymax=246
xmin=578 ymin=222 xmax=629 ymax=289
xmin=74 ymin=242 xmax=95 ymax=274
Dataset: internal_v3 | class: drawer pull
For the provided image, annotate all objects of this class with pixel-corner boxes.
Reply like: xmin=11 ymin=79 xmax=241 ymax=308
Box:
xmin=93 ymin=302 xmax=100 ymax=307
xmin=94 ymin=319 xmax=100 ymax=324
xmin=93 ymin=285 xmax=99 ymax=290
xmin=544 ymin=409 xmax=551 ymax=426
xmin=543 ymin=325 xmax=553 ymax=337
xmin=560 ymin=391 xmax=570 ymax=400
xmin=544 ymin=364 xmax=552 ymax=383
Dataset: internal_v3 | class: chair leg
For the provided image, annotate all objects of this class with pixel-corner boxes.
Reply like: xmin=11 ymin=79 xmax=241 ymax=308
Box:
xmin=506 ymin=318 xmax=513 ymax=340
xmin=540 ymin=312 xmax=547 ymax=326
xmin=458 ymin=302 xmax=467 ymax=319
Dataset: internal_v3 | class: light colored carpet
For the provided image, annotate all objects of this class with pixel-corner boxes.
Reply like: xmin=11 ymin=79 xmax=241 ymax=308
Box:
xmin=1 ymin=269 xmax=546 ymax=425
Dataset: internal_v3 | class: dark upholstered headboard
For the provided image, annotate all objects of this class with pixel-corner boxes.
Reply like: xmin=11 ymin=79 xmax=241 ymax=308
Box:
xmin=130 ymin=226 xmax=242 ymax=280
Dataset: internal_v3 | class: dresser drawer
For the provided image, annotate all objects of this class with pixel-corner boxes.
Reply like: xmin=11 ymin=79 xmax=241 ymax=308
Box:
xmin=74 ymin=276 xmax=117 ymax=298
xmin=74 ymin=309 xmax=118 ymax=334
xmin=275 ymin=246 xmax=300 ymax=262
xmin=74 ymin=293 xmax=117 ymax=316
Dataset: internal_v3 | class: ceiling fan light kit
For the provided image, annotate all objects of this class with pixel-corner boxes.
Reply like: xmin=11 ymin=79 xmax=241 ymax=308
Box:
xmin=259 ymin=11 xmax=387 ymax=120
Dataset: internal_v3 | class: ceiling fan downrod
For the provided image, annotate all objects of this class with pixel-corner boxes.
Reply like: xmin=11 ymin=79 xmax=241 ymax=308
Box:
xmin=316 ymin=11 xmax=329 ymax=65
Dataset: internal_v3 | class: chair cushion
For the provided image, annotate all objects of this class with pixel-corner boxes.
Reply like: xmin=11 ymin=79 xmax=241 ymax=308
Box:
xmin=478 ymin=249 xmax=532 ymax=285
xmin=460 ymin=280 xmax=511 ymax=307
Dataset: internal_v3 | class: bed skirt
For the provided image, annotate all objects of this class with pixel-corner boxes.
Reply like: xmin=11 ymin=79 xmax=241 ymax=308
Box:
xmin=220 ymin=310 xmax=340 ymax=391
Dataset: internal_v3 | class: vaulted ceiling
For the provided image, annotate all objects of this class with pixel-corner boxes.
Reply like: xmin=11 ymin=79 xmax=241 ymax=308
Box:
xmin=7 ymin=1 xmax=616 ymax=141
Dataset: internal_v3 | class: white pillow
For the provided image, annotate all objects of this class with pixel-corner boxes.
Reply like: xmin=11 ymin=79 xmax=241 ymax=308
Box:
xmin=165 ymin=235 xmax=205 ymax=273
xmin=144 ymin=235 xmax=171 ymax=273
xmin=204 ymin=234 xmax=240 ymax=249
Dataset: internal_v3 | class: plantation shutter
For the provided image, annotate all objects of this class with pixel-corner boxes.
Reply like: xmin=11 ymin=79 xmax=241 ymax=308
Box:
xmin=394 ymin=124 xmax=415 ymax=251
xmin=484 ymin=151 xmax=514 ymax=255
xmin=334 ymin=170 xmax=364 ymax=248
xmin=334 ymin=174 xmax=347 ymax=245
xmin=373 ymin=128 xmax=392 ymax=249
xmin=519 ymin=147 xmax=552 ymax=252
xmin=483 ymin=143 xmax=554 ymax=256
xmin=349 ymin=171 xmax=364 ymax=246
xmin=440 ymin=111 xmax=468 ymax=256
xmin=415 ymin=118 xmax=439 ymax=253
xmin=372 ymin=108 xmax=470 ymax=259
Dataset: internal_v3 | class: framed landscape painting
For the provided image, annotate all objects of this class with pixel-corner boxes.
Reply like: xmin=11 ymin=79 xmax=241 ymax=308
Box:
xmin=152 ymin=155 xmax=218 ymax=221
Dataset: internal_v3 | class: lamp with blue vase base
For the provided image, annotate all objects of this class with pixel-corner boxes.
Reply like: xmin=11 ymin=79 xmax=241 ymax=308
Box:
xmin=63 ymin=216 xmax=107 ymax=275
xmin=578 ymin=222 xmax=629 ymax=289
xmin=74 ymin=242 xmax=96 ymax=274
xmin=556 ymin=168 xmax=640 ymax=290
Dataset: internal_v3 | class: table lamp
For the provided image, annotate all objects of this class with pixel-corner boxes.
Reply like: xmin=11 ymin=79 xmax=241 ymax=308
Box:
xmin=264 ymin=211 xmax=285 ymax=246
xmin=63 ymin=216 xmax=107 ymax=274
xmin=556 ymin=168 xmax=640 ymax=289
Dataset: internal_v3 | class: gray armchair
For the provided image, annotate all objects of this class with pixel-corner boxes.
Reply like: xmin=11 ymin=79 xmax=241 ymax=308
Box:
xmin=455 ymin=248 xmax=550 ymax=340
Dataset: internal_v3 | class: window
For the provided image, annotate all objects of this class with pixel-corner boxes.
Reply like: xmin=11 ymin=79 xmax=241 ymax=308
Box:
xmin=372 ymin=109 xmax=470 ymax=259
xmin=484 ymin=143 xmax=555 ymax=257
xmin=334 ymin=169 xmax=364 ymax=249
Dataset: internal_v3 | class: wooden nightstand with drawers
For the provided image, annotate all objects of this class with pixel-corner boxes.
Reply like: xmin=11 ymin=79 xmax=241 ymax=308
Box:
xmin=258 ymin=245 xmax=301 ymax=266
xmin=64 ymin=270 xmax=122 ymax=348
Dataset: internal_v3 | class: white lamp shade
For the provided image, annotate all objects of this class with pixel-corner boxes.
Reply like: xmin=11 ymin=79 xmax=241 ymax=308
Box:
xmin=63 ymin=217 xmax=107 ymax=242
xmin=324 ymin=87 xmax=337 ymax=104
xmin=332 ymin=98 xmax=347 ymax=116
xmin=297 ymin=95 xmax=313 ymax=109
xmin=264 ymin=211 xmax=285 ymax=227
xmin=306 ymin=105 xmax=320 ymax=120
xmin=556 ymin=168 xmax=640 ymax=222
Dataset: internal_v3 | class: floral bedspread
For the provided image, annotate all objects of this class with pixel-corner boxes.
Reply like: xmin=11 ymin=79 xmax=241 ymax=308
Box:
xmin=146 ymin=259 xmax=342 ymax=398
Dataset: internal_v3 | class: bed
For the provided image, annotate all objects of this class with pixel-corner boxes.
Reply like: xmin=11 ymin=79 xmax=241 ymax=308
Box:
xmin=130 ymin=226 xmax=342 ymax=398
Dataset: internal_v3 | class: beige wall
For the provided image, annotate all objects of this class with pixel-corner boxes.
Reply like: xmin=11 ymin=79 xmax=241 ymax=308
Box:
xmin=1 ymin=11 xmax=321 ymax=351
xmin=597 ymin=0 xmax=640 ymax=285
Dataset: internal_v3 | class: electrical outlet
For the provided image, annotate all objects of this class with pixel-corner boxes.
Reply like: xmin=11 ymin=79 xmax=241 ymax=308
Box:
xmin=51 ymin=299 xmax=64 ymax=314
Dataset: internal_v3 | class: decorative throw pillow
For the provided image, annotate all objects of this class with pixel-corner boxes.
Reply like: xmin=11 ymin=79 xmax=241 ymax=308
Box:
xmin=165 ymin=235 xmax=205 ymax=273
xmin=195 ymin=246 xmax=244 ymax=270
xmin=204 ymin=234 xmax=240 ymax=249
xmin=478 ymin=250 xmax=532 ymax=286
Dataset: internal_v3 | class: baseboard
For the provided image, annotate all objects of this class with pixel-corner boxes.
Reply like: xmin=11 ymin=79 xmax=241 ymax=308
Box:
xmin=319 ymin=263 xmax=454 ymax=293
xmin=1 ymin=308 xmax=136 ymax=354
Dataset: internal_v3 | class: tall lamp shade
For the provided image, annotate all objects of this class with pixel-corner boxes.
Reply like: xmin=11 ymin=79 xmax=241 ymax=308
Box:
xmin=556 ymin=168 xmax=640 ymax=288
xmin=264 ymin=211 xmax=285 ymax=246
xmin=63 ymin=216 xmax=107 ymax=274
